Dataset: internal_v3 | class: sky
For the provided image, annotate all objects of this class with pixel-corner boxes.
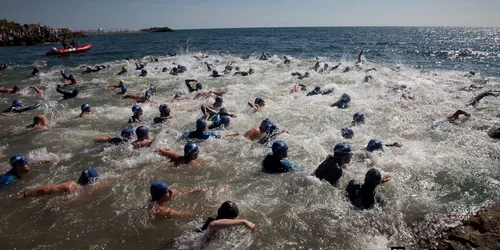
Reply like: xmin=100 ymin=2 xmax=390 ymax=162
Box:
xmin=1 ymin=0 xmax=499 ymax=30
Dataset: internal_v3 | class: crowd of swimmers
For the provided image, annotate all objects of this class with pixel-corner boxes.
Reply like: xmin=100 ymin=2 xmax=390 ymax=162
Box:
xmin=1 ymin=49 xmax=499 ymax=247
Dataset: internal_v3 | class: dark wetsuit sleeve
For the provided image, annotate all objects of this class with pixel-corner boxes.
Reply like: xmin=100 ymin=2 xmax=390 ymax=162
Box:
xmin=185 ymin=80 xmax=197 ymax=93
xmin=61 ymin=72 xmax=69 ymax=79
xmin=467 ymin=92 xmax=497 ymax=107
xmin=314 ymin=157 xmax=343 ymax=186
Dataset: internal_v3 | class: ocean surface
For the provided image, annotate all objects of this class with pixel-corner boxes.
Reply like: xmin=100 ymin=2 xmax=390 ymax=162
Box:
xmin=0 ymin=27 xmax=499 ymax=249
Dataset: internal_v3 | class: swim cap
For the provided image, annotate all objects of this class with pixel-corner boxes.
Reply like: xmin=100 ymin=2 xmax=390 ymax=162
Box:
xmin=13 ymin=85 xmax=20 ymax=92
xmin=272 ymin=140 xmax=288 ymax=154
xmin=196 ymin=118 xmax=207 ymax=131
xmin=150 ymin=180 xmax=169 ymax=201
xmin=120 ymin=85 xmax=127 ymax=93
xmin=366 ymin=139 xmax=383 ymax=152
xmin=341 ymin=93 xmax=351 ymax=102
xmin=78 ymin=167 xmax=99 ymax=185
xmin=314 ymin=86 xmax=321 ymax=91
xmin=196 ymin=82 xmax=202 ymax=90
xmin=219 ymin=108 xmax=229 ymax=116
xmin=144 ymin=90 xmax=152 ymax=98
xmin=254 ymin=97 xmax=264 ymax=104
xmin=364 ymin=168 xmax=382 ymax=186
xmin=174 ymin=94 xmax=181 ymax=98
xmin=265 ymin=123 xmax=278 ymax=134
xmin=121 ymin=128 xmax=134 ymax=138
xmin=12 ymin=99 xmax=23 ymax=107
xmin=220 ymin=116 xmax=230 ymax=126
xmin=353 ymin=112 xmax=365 ymax=124
xmin=333 ymin=142 xmax=352 ymax=155
xmin=81 ymin=103 xmax=91 ymax=112
xmin=135 ymin=125 xmax=149 ymax=139
xmin=159 ymin=104 xmax=168 ymax=112
xmin=184 ymin=142 xmax=199 ymax=156
xmin=215 ymin=95 xmax=223 ymax=103
xmin=341 ymin=127 xmax=354 ymax=139
xmin=212 ymin=70 xmax=218 ymax=76
xmin=262 ymin=118 xmax=272 ymax=127
xmin=119 ymin=80 xmax=125 ymax=85
xmin=149 ymin=84 xmax=156 ymax=92
xmin=122 ymin=66 xmax=127 ymax=70
xmin=69 ymin=74 xmax=74 ymax=79
xmin=10 ymin=154 xmax=28 ymax=168
xmin=132 ymin=105 xmax=142 ymax=114
xmin=217 ymin=201 xmax=239 ymax=219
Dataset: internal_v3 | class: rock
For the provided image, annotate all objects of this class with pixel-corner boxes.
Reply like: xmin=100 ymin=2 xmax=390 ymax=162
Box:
xmin=140 ymin=27 xmax=173 ymax=32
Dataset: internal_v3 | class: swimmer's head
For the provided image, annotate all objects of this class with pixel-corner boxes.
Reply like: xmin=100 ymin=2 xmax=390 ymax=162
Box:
xmin=215 ymin=95 xmax=223 ymax=103
xmin=159 ymin=104 xmax=169 ymax=113
xmin=196 ymin=82 xmax=202 ymax=90
xmin=220 ymin=116 xmax=230 ymax=127
xmin=254 ymin=97 xmax=264 ymax=105
xmin=366 ymin=139 xmax=383 ymax=152
xmin=196 ymin=118 xmax=207 ymax=131
xmin=68 ymin=74 xmax=74 ymax=80
xmin=249 ymin=68 xmax=255 ymax=74
xmin=314 ymin=86 xmax=321 ymax=92
xmin=217 ymin=201 xmax=239 ymax=219
xmin=340 ymin=93 xmax=351 ymax=102
xmin=162 ymin=67 xmax=167 ymax=72
xmin=265 ymin=123 xmax=278 ymax=134
xmin=150 ymin=180 xmax=171 ymax=202
xmin=135 ymin=125 xmax=149 ymax=139
xmin=333 ymin=142 xmax=352 ymax=163
xmin=13 ymin=85 xmax=20 ymax=93
xmin=122 ymin=66 xmax=127 ymax=71
xmin=144 ymin=90 xmax=152 ymax=99
xmin=86 ymin=66 xmax=92 ymax=70
xmin=10 ymin=154 xmax=28 ymax=169
xmin=364 ymin=168 xmax=382 ymax=187
xmin=81 ymin=103 xmax=91 ymax=113
xmin=272 ymin=140 xmax=288 ymax=157
xmin=341 ymin=127 xmax=354 ymax=139
xmin=259 ymin=118 xmax=272 ymax=131
xmin=353 ymin=112 xmax=365 ymax=124
xmin=12 ymin=99 xmax=23 ymax=107
xmin=184 ymin=142 xmax=199 ymax=157
xmin=212 ymin=70 xmax=219 ymax=76
xmin=119 ymin=80 xmax=125 ymax=86
xmin=33 ymin=114 xmax=48 ymax=125
xmin=78 ymin=167 xmax=99 ymax=186
xmin=132 ymin=105 xmax=142 ymax=115
xmin=174 ymin=94 xmax=181 ymax=98
xmin=304 ymin=72 xmax=310 ymax=77
xmin=121 ymin=128 xmax=134 ymax=139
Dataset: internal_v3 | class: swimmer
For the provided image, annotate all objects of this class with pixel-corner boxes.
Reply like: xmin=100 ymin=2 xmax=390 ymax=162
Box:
xmin=139 ymin=69 xmax=147 ymax=77
xmin=193 ymin=88 xmax=227 ymax=99
xmin=132 ymin=125 xmax=154 ymax=148
xmin=351 ymin=112 xmax=365 ymax=126
xmin=104 ymin=80 xmax=127 ymax=94
xmin=284 ymin=56 xmax=291 ymax=64
xmin=341 ymin=127 xmax=354 ymax=139
xmin=26 ymin=115 xmax=50 ymax=131
xmin=345 ymin=168 xmax=390 ymax=210
xmin=181 ymin=118 xmax=238 ymax=140
xmin=135 ymin=61 xmax=146 ymax=70
xmin=290 ymin=83 xmax=307 ymax=93
xmin=185 ymin=79 xmax=203 ymax=93
xmin=259 ymin=52 xmax=268 ymax=60
xmin=201 ymin=95 xmax=224 ymax=115
xmin=363 ymin=75 xmax=373 ymax=83
xmin=198 ymin=201 xmax=256 ymax=247
xmin=1 ymin=99 xmax=39 ymax=116
xmin=81 ymin=66 xmax=100 ymax=74
xmin=117 ymin=66 xmax=128 ymax=75
xmin=208 ymin=115 xmax=231 ymax=130
xmin=93 ymin=128 xmax=134 ymax=145
xmin=262 ymin=140 xmax=297 ymax=173
xmin=0 ymin=85 xmax=43 ymax=96
xmin=170 ymin=65 xmax=186 ymax=75
xmin=233 ymin=68 xmax=254 ymax=76
xmin=488 ymin=127 xmax=500 ymax=139
xmin=148 ymin=180 xmax=206 ymax=218
xmin=244 ymin=118 xmax=288 ymax=145
xmin=22 ymin=167 xmax=100 ymax=197
xmin=31 ymin=67 xmax=40 ymax=76
xmin=466 ymin=90 xmax=500 ymax=107
xmin=167 ymin=94 xmax=190 ymax=103
xmin=310 ymin=61 xmax=321 ymax=72
xmin=248 ymin=97 xmax=265 ymax=112
xmin=0 ymin=154 xmax=54 ymax=188
xmin=205 ymin=62 xmax=214 ymax=72
xmin=364 ymin=139 xmax=403 ymax=153
xmin=156 ymin=142 xmax=202 ymax=166
xmin=56 ymin=84 xmax=79 ymax=99
xmin=122 ymin=90 xmax=152 ymax=103
xmin=331 ymin=93 xmax=351 ymax=109
xmin=153 ymin=104 xmax=173 ymax=124
xmin=447 ymin=110 xmax=471 ymax=123
xmin=464 ymin=71 xmax=476 ymax=77
xmin=128 ymin=105 xmax=143 ymax=123
xmin=41 ymin=60 xmax=48 ymax=67
xmin=150 ymin=55 xmax=159 ymax=62
xmin=223 ymin=62 xmax=233 ymax=74
xmin=202 ymin=105 xmax=237 ymax=122
xmin=313 ymin=142 xmax=352 ymax=187
xmin=209 ymin=70 xmax=223 ymax=78
xmin=306 ymin=86 xmax=334 ymax=96
xmin=162 ymin=67 xmax=168 ymax=73
xmin=356 ymin=49 xmax=364 ymax=65
xmin=79 ymin=103 xmax=92 ymax=118
xmin=60 ymin=68 xmax=77 ymax=85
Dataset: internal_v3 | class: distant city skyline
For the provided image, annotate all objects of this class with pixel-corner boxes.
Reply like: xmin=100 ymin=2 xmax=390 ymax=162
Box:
xmin=1 ymin=0 xmax=499 ymax=30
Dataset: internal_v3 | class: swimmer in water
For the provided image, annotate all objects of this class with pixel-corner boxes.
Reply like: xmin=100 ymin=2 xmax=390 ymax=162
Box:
xmin=122 ymin=90 xmax=153 ymax=103
xmin=1 ymin=99 xmax=39 ymax=116
xmin=132 ymin=125 xmax=155 ymax=148
xmin=331 ymin=93 xmax=351 ymax=109
xmin=244 ymin=118 xmax=288 ymax=145
xmin=259 ymin=52 xmax=268 ymax=60
xmin=31 ymin=67 xmax=40 ymax=76
xmin=447 ymin=110 xmax=471 ymax=123
xmin=0 ymin=85 xmax=21 ymax=94
xmin=79 ymin=103 xmax=92 ymax=118
xmin=209 ymin=70 xmax=223 ymax=78
xmin=205 ymin=62 xmax=214 ymax=72
xmin=150 ymin=55 xmax=159 ymax=62
xmin=341 ymin=127 xmax=354 ymax=139
xmin=185 ymin=79 xmax=203 ymax=93
xmin=466 ymin=90 xmax=500 ymax=108
xmin=135 ymin=61 xmax=146 ymax=70
xmin=0 ymin=154 xmax=54 ymax=188
xmin=104 ymin=80 xmax=127 ymax=95
xmin=313 ymin=142 xmax=353 ymax=187
xmin=290 ymin=83 xmax=308 ymax=93
xmin=56 ymin=84 xmax=79 ymax=99
xmin=356 ymin=49 xmax=364 ymax=65
xmin=117 ymin=66 xmax=128 ymax=75
xmin=488 ymin=127 xmax=500 ymax=139
xmin=310 ymin=61 xmax=321 ymax=72
xmin=21 ymin=167 xmax=100 ymax=198
xmin=291 ymin=72 xmax=310 ymax=80
xmin=156 ymin=142 xmax=202 ymax=166
xmin=94 ymin=128 xmax=134 ymax=145
xmin=198 ymin=201 xmax=256 ymax=247
xmin=138 ymin=69 xmax=147 ymax=77
xmin=167 ymin=94 xmax=190 ymax=103
xmin=153 ymin=104 xmax=173 ymax=124
xmin=200 ymin=96 xmax=225 ymax=118
xmin=306 ymin=86 xmax=334 ymax=96
xmin=148 ymin=180 xmax=207 ymax=218
xmin=60 ymin=68 xmax=77 ymax=85
xmin=284 ymin=56 xmax=291 ymax=64
xmin=364 ymin=139 xmax=403 ymax=152
xmin=233 ymin=68 xmax=255 ymax=76
xmin=208 ymin=114 xmax=231 ymax=130
xmin=26 ymin=115 xmax=50 ymax=131
xmin=351 ymin=112 xmax=365 ymax=126
xmin=248 ymin=97 xmax=265 ymax=112
xmin=128 ymin=105 xmax=143 ymax=123
xmin=346 ymin=168 xmax=390 ymax=210
xmin=181 ymin=118 xmax=238 ymax=140
xmin=262 ymin=140 xmax=297 ymax=174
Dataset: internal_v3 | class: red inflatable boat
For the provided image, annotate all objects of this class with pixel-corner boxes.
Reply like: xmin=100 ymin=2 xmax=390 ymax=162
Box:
xmin=46 ymin=43 xmax=92 ymax=56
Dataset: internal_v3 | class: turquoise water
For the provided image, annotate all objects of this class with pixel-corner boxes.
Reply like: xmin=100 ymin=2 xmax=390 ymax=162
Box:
xmin=0 ymin=27 xmax=499 ymax=249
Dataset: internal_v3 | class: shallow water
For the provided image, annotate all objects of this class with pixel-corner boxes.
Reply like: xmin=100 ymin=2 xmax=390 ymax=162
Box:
xmin=0 ymin=27 xmax=499 ymax=249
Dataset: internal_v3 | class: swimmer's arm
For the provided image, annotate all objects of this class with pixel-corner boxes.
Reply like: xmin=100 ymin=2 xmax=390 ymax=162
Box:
xmin=104 ymin=84 xmax=119 ymax=90
xmin=0 ymin=112 xmax=12 ymax=117
xmin=136 ymin=139 xmax=154 ymax=149
xmin=23 ymin=181 xmax=79 ymax=197
xmin=223 ymin=131 xmax=240 ymax=137
xmin=94 ymin=136 xmax=115 ymax=143
xmin=30 ymin=86 xmax=43 ymax=96
xmin=209 ymin=219 xmax=256 ymax=236
xmin=156 ymin=147 xmax=178 ymax=161
xmin=155 ymin=206 xmax=198 ymax=218
xmin=384 ymin=142 xmax=403 ymax=148
xmin=357 ymin=49 xmax=363 ymax=63
xmin=209 ymin=90 xmax=227 ymax=96
xmin=172 ymin=187 xmax=206 ymax=196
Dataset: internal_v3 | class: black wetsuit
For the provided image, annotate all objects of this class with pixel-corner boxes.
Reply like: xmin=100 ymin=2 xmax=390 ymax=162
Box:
xmin=153 ymin=115 xmax=169 ymax=124
xmin=56 ymin=85 xmax=79 ymax=99
xmin=489 ymin=128 xmax=500 ymax=139
xmin=313 ymin=155 xmax=344 ymax=186
xmin=261 ymin=153 xmax=293 ymax=174
xmin=345 ymin=180 xmax=383 ymax=210
xmin=185 ymin=79 xmax=198 ymax=93
xmin=467 ymin=91 xmax=498 ymax=107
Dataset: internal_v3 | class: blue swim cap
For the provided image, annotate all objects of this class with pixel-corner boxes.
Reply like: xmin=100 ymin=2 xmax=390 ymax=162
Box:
xmin=13 ymin=85 xmax=20 ymax=92
xmin=79 ymin=167 xmax=99 ymax=185
xmin=217 ymin=201 xmax=239 ymax=219
xmin=220 ymin=116 xmax=230 ymax=126
xmin=196 ymin=82 xmax=202 ymax=90
xmin=196 ymin=118 xmax=207 ymax=131
xmin=364 ymin=168 xmax=382 ymax=186
xmin=272 ymin=140 xmax=288 ymax=154
xmin=121 ymin=128 xmax=134 ymax=138
xmin=366 ymin=139 xmax=383 ymax=152
xmin=10 ymin=154 xmax=28 ymax=168
xmin=151 ymin=180 xmax=169 ymax=201
xmin=219 ymin=107 xmax=229 ymax=116
xmin=341 ymin=93 xmax=351 ymax=102
xmin=12 ymin=99 xmax=23 ymax=107
xmin=184 ymin=142 xmax=199 ymax=156
xmin=132 ymin=105 xmax=142 ymax=114
xmin=265 ymin=123 xmax=278 ymax=134
xmin=69 ymin=74 xmax=74 ymax=79
xmin=215 ymin=95 xmax=223 ymax=103
xmin=159 ymin=104 xmax=168 ymax=112
xmin=314 ymin=86 xmax=321 ymax=91
xmin=341 ymin=127 xmax=354 ymax=139
xmin=135 ymin=125 xmax=149 ymax=139
xmin=254 ymin=97 xmax=264 ymax=104
xmin=334 ymin=142 xmax=352 ymax=155
xmin=81 ymin=103 xmax=91 ymax=112
xmin=120 ymin=85 xmax=127 ymax=94
xmin=353 ymin=112 xmax=365 ymax=123
xmin=262 ymin=118 xmax=272 ymax=126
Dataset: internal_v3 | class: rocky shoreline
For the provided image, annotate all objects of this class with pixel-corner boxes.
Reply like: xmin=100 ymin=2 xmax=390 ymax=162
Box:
xmin=0 ymin=32 xmax=86 ymax=47
xmin=428 ymin=202 xmax=500 ymax=250
xmin=140 ymin=27 xmax=173 ymax=32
